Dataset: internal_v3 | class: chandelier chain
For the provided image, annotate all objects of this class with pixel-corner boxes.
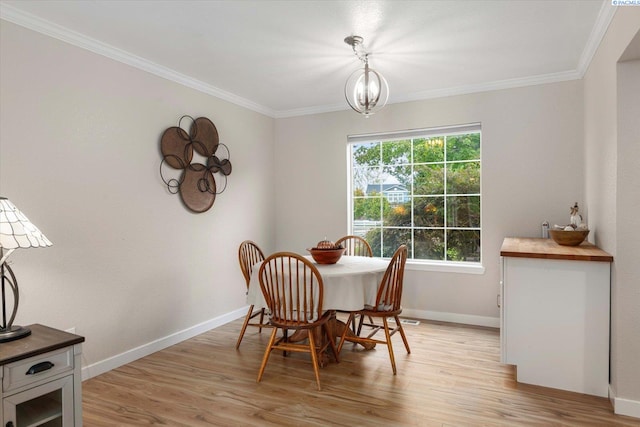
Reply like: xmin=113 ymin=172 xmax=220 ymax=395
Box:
xmin=351 ymin=44 xmax=368 ymax=64
xmin=345 ymin=35 xmax=368 ymax=63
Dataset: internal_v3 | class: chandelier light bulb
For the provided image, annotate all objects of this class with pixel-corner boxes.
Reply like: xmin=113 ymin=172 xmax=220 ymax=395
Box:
xmin=354 ymin=71 xmax=381 ymax=107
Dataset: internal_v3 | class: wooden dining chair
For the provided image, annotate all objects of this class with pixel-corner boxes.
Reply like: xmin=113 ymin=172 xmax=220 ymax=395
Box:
xmin=335 ymin=235 xmax=373 ymax=257
xmin=236 ymin=240 xmax=269 ymax=349
xmin=337 ymin=244 xmax=410 ymax=375
xmin=256 ymin=252 xmax=339 ymax=390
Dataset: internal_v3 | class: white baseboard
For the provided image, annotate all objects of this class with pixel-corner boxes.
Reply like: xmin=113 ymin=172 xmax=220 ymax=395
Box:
xmin=401 ymin=308 xmax=500 ymax=328
xmin=610 ymin=385 xmax=640 ymax=419
xmin=80 ymin=307 xmax=246 ymax=381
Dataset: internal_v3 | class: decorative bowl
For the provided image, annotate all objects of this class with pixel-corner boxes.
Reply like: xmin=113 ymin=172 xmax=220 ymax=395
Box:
xmin=307 ymin=247 xmax=345 ymax=264
xmin=549 ymin=229 xmax=590 ymax=246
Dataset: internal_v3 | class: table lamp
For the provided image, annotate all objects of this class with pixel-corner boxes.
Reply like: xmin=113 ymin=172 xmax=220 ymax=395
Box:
xmin=0 ymin=197 xmax=52 ymax=342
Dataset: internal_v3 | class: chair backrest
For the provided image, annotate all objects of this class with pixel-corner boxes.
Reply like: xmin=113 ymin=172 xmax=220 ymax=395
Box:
xmin=335 ymin=235 xmax=373 ymax=257
xmin=258 ymin=252 xmax=324 ymax=326
xmin=238 ymin=240 xmax=265 ymax=289
xmin=373 ymin=245 xmax=408 ymax=312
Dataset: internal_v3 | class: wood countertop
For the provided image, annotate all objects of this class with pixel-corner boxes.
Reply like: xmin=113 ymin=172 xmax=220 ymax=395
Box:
xmin=500 ymin=237 xmax=613 ymax=262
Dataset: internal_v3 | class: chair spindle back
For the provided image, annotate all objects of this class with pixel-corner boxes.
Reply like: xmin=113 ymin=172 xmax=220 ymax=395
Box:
xmin=335 ymin=235 xmax=373 ymax=257
xmin=374 ymin=244 xmax=408 ymax=312
xmin=238 ymin=240 xmax=266 ymax=289
xmin=259 ymin=252 xmax=324 ymax=326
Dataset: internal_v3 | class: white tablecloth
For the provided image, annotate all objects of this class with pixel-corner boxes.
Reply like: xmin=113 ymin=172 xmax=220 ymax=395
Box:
xmin=247 ymin=255 xmax=389 ymax=312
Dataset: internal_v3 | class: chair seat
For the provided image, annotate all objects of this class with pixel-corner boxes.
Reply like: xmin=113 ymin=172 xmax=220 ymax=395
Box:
xmin=362 ymin=303 xmax=396 ymax=312
xmin=269 ymin=310 xmax=332 ymax=329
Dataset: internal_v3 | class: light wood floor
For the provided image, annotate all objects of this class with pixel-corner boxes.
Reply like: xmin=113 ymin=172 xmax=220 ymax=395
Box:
xmin=82 ymin=317 xmax=639 ymax=426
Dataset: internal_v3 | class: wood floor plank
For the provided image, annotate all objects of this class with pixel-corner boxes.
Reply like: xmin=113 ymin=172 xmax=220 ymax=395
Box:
xmin=82 ymin=318 xmax=640 ymax=426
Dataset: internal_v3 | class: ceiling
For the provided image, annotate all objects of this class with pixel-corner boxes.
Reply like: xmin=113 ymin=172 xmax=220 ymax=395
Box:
xmin=0 ymin=1 xmax=612 ymax=118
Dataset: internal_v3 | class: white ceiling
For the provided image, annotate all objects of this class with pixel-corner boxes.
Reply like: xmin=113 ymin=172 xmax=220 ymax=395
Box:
xmin=0 ymin=0 xmax=612 ymax=118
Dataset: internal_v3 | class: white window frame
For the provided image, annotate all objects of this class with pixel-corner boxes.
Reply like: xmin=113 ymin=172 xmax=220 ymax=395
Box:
xmin=347 ymin=123 xmax=484 ymax=274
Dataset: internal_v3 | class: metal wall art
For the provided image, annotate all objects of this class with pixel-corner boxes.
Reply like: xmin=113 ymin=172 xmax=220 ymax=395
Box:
xmin=160 ymin=116 xmax=232 ymax=213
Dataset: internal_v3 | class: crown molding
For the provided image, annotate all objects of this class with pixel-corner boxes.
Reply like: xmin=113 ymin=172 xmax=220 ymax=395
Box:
xmin=577 ymin=1 xmax=618 ymax=77
xmin=0 ymin=4 xmax=277 ymax=118
xmin=273 ymin=103 xmax=349 ymax=119
xmin=399 ymin=69 xmax=582 ymax=104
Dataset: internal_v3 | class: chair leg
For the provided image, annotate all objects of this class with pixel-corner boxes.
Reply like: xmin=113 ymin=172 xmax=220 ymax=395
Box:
xmin=257 ymin=328 xmax=279 ymax=383
xmin=355 ymin=314 xmax=376 ymax=335
xmin=236 ymin=304 xmax=255 ymax=349
xmin=308 ymin=329 xmax=322 ymax=391
xmin=258 ymin=308 xmax=266 ymax=333
xmin=383 ymin=317 xmax=397 ymax=375
xmin=282 ymin=329 xmax=288 ymax=357
xmin=356 ymin=312 xmax=365 ymax=336
xmin=337 ymin=313 xmax=355 ymax=353
xmin=395 ymin=315 xmax=411 ymax=354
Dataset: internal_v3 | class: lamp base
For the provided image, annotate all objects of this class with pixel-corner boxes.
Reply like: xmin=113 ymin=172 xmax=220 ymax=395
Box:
xmin=0 ymin=325 xmax=31 ymax=342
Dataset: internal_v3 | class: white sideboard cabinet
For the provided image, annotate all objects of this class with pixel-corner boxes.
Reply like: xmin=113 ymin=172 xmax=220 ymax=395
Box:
xmin=1 ymin=324 xmax=84 ymax=427
xmin=500 ymin=238 xmax=613 ymax=397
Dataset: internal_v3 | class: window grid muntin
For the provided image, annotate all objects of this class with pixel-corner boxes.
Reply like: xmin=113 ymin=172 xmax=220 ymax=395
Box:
xmin=350 ymin=127 xmax=481 ymax=263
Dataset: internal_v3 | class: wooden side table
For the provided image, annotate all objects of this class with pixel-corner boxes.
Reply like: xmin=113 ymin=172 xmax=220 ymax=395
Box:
xmin=0 ymin=324 xmax=85 ymax=427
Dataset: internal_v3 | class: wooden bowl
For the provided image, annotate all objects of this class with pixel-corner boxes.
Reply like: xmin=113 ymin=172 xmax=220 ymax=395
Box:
xmin=307 ymin=247 xmax=345 ymax=264
xmin=549 ymin=229 xmax=590 ymax=246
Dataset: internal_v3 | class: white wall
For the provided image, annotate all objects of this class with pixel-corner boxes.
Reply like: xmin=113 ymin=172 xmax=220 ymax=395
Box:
xmin=274 ymin=81 xmax=584 ymax=324
xmin=583 ymin=7 xmax=640 ymax=416
xmin=0 ymin=21 xmax=276 ymax=374
xmin=616 ymin=57 xmax=640 ymax=415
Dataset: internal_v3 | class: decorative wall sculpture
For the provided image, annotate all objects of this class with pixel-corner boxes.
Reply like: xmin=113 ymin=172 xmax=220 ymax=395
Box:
xmin=160 ymin=116 xmax=232 ymax=213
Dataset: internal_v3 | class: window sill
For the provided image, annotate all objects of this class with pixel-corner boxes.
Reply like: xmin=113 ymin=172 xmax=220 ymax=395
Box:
xmin=405 ymin=260 xmax=485 ymax=275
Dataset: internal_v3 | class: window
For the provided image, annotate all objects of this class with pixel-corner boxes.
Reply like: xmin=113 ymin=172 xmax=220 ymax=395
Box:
xmin=348 ymin=124 xmax=481 ymax=263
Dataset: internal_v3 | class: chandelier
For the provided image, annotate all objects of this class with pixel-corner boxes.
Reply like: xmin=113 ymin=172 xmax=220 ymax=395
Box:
xmin=344 ymin=35 xmax=389 ymax=117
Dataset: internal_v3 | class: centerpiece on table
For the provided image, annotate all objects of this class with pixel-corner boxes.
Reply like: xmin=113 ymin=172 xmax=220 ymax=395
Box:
xmin=307 ymin=238 xmax=345 ymax=264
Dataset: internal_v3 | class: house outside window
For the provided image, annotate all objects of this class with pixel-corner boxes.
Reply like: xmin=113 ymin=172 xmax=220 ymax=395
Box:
xmin=348 ymin=123 xmax=481 ymax=263
xmin=366 ymin=184 xmax=409 ymax=204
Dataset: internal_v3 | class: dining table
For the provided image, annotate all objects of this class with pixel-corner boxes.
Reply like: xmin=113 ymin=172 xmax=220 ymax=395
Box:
xmin=247 ymin=255 xmax=390 ymax=359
